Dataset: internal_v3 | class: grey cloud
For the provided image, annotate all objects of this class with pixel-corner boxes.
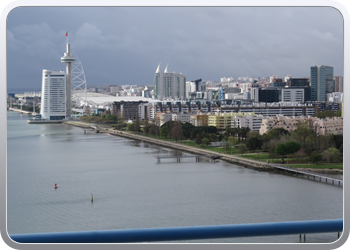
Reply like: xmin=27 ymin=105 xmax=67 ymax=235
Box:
xmin=6 ymin=6 xmax=344 ymax=90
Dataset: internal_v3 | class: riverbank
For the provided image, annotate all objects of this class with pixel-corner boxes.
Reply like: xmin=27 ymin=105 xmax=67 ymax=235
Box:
xmin=64 ymin=121 xmax=278 ymax=171
xmin=64 ymin=121 xmax=343 ymax=175
xmin=8 ymin=107 xmax=35 ymax=115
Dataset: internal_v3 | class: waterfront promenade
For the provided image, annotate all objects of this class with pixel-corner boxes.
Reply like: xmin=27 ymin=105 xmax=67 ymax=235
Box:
xmin=65 ymin=121 xmax=273 ymax=170
xmin=64 ymin=121 xmax=343 ymax=187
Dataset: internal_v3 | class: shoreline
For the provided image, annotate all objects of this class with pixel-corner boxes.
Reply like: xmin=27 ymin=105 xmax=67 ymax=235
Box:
xmin=64 ymin=121 xmax=343 ymax=175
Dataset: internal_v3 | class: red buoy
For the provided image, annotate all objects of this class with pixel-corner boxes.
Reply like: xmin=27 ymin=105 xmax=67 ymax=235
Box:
xmin=54 ymin=183 xmax=58 ymax=189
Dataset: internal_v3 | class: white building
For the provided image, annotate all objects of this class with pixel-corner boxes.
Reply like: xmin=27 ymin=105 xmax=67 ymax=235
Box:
xmin=220 ymin=77 xmax=234 ymax=83
xmin=153 ymin=63 xmax=186 ymax=100
xmin=231 ymin=113 xmax=263 ymax=132
xmin=40 ymin=70 xmax=66 ymax=120
xmin=174 ymin=113 xmax=192 ymax=124
xmin=327 ymin=92 xmax=344 ymax=102
xmin=281 ymin=88 xmax=304 ymax=102
xmin=240 ymin=82 xmax=252 ymax=93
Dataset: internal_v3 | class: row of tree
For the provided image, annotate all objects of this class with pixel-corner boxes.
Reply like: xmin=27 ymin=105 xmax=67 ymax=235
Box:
xmin=130 ymin=119 xmax=342 ymax=164
xmin=79 ymin=111 xmax=342 ymax=165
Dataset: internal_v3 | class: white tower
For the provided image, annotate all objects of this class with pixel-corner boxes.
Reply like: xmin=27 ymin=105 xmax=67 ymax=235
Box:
xmin=61 ymin=42 xmax=75 ymax=118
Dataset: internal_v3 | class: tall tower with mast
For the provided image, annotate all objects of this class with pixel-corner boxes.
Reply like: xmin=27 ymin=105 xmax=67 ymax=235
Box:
xmin=61 ymin=31 xmax=75 ymax=118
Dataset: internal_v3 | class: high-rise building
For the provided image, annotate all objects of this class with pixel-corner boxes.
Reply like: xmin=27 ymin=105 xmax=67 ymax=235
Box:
xmin=334 ymin=76 xmax=344 ymax=92
xmin=153 ymin=63 xmax=186 ymax=100
xmin=40 ymin=70 xmax=66 ymax=120
xmin=310 ymin=65 xmax=334 ymax=101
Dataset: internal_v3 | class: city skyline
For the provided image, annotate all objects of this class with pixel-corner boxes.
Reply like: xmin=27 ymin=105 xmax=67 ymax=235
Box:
xmin=7 ymin=6 xmax=344 ymax=91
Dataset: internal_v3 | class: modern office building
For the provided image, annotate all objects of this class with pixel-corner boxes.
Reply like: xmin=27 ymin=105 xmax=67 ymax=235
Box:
xmin=310 ymin=65 xmax=334 ymax=101
xmin=252 ymin=87 xmax=281 ymax=103
xmin=153 ymin=63 xmax=186 ymax=100
xmin=40 ymin=70 xmax=66 ymax=120
xmin=281 ymin=88 xmax=304 ymax=102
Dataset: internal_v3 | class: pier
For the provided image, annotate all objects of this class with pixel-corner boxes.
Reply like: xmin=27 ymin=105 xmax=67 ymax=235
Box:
xmin=270 ymin=164 xmax=343 ymax=186
xmin=155 ymin=154 xmax=218 ymax=163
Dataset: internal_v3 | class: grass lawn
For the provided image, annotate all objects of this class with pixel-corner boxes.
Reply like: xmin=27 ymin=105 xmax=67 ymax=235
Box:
xmin=284 ymin=163 xmax=343 ymax=169
xmin=239 ymin=153 xmax=343 ymax=169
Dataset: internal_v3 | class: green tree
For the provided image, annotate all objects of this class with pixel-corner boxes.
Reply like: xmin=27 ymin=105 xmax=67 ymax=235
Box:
xmin=284 ymin=141 xmax=301 ymax=154
xmin=291 ymin=122 xmax=315 ymax=148
xmin=160 ymin=126 xmax=170 ymax=139
xmin=304 ymin=133 xmax=318 ymax=155
xmin=238 ymin=144 xmax=248 ymax=155
xmin=223 ymin=141 xmax=231 ymax=152
xmin=275 ymin=143 xmax=288 ymax=163
xmin=322 ymin=147 xmax=342 ymax=163
xmin=127 ymin=122 xmax=134 ymax=132
xmin=246 ymin=137 xmax=263 ymax=151
xmin=316 ymin=110 xmax=341 ymax=118
xmin=266 ymin=128 xmax=290 ymax=140
xmin=237 ymin=127 xmax=250 ymax=142
xmin=309 ymin=152 xmax=323 ymax=164
xmin=330 ymin=134 xmax=343 ymax=149
xmin=195 ymin=134 xmax=202 ymax=145
xmin=143 ymin=120 xmax=150 ymax=135
xmin=275 ymin=142 xmax=301 ymax=163
xmin=171 ymin=121 xmax=183 ymax=142
xmin=227 ymin=136 xmax=236 ymax=146
xmin=149 ymin=123 xmax=160 ymax=136
xmin=201 ymin=138 xmax=210 ymax=147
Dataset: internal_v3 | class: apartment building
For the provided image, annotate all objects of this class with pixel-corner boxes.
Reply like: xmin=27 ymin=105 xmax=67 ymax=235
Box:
xmin=190 ymin=114 xmax=209 ymax=127
xmin=314 ymin=117 xmax=343 ymax=135
xmin=259 ymin=115 xmax=343 ymax=136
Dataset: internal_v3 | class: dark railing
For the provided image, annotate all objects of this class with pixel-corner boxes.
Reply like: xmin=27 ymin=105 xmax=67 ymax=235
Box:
xmin=9 ymin=219 xmax=343 ymax=243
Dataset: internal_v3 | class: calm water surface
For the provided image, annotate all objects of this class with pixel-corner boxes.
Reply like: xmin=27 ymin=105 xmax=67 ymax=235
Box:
xmin=7 ymin=111 xmax=343 ymax=243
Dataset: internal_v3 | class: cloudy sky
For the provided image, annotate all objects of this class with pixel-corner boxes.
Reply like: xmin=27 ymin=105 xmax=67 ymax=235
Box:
xmin=6 ymin=6 xmax=344 ymax=91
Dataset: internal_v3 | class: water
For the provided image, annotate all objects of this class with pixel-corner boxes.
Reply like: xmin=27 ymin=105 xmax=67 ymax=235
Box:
xmin=6 ymin=111 xmax=343 ymax=243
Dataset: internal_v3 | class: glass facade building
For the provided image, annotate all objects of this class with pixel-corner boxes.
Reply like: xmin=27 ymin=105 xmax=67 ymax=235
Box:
xmin=310 ymin=65 xmax=334 ymax=101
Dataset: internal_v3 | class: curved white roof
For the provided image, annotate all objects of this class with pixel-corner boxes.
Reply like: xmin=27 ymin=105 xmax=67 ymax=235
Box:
xmin=155 ymin=62 xmax=161 ymax=73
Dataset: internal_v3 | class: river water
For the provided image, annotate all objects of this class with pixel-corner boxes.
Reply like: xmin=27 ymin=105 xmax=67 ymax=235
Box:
xmin=6 ymin=111 xmax=343 ymax=243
